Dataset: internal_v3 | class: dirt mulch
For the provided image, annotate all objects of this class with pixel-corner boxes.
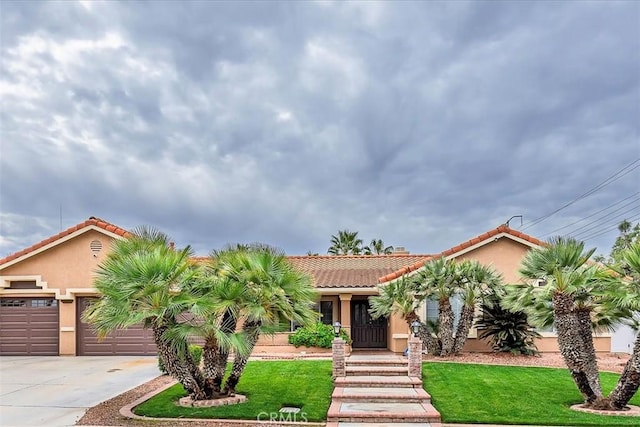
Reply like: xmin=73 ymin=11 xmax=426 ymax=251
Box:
xmin=76 ymin=352 xmax=633 ymax=426
xmin=422 ymin=352 xmax=631 ymax=374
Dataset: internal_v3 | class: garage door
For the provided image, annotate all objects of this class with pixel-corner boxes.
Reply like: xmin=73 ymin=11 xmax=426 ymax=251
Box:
xmin=77 ymin=297 xmax=157 ymax=355
xmin=0 ymin=297 xmax=59 ymax=355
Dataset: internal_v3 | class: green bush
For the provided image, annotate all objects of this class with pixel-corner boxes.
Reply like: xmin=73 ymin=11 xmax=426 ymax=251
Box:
xmin=476 ymin=297 xmax=540 ymax=356
xmin=158 ymin=344 xmax=203 ymax=374
xmin=288 ymin=322 xmax=350 ymax=348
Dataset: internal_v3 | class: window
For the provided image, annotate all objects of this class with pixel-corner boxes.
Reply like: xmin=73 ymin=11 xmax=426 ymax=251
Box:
xmin=424 ymin=294 xmax=464 ymax=331
xmin=8 ymin=281 xmax=39 ymax=289
xmin=0 ymin=299 xmax=27 ymax=307
xmin=319 ymin=301 xmax=333 ymax=325
xmin=290 ymin=300 xmax=333 ymax=330
xmin=31 ymin=299 xmax=57 ymax=308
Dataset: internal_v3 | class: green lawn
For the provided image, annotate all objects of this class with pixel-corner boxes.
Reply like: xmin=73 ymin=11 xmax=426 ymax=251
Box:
xmin=134 ymin=359 xmax=640 ymax=425
xmin=134 ymin=360 xmax=333 ymax=422
xmin=424 ymin=362 xmax=640 ymax=426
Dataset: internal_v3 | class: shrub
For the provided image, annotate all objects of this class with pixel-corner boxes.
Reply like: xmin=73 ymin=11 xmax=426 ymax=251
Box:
xmin=158 ymin=344 xmax=203 ymax=374
xmin=476 ymin=297 xmax=540 ymax=356
xmin=288 ymin=322 xmax=350 ymax=348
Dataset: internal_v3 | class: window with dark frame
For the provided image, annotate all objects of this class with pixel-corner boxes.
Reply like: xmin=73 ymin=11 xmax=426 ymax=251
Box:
xmin=319 ymin=301 xmax=333 ymax=325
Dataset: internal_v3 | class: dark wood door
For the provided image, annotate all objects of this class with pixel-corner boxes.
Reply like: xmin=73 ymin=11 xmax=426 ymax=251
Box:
xmin=351 ymin=300 xmax=387 ymax=348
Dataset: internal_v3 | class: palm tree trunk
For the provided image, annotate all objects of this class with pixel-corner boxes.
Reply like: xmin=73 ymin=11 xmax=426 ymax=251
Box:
xmin=153 ymin=325 xmax=206 ymax=400
xmin=222 ymin=320 xmax=261 ymax=395
xmin=439 ymin=298 xmax=455 ymax=356
xmin=552 ymin=292 xmax=599 ymax=404
xmin=202 ymin=310 xmax=236 ymax=395
xmin=452 ymin=304 xmax=475 ymax=355
xmin=608 ymin=332 xmax=640 ymax=409
xmin=575 ymin=307 xmax=602 ymax=398
xmin=418 ymin=324 xmax=441 ymax=356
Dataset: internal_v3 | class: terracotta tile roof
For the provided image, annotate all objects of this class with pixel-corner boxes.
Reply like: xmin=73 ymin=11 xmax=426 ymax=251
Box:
xmin=378 ymin=225 xmax=545 ymax=284
xmin=287 ymin=255 xmax=432 ymax=288
xmin=0 ymin=216 xmax=130 ymax=267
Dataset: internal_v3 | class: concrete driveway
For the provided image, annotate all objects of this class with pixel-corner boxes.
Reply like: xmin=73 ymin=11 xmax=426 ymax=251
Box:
xmin=0 ymin=356 xmax=160 ymax=427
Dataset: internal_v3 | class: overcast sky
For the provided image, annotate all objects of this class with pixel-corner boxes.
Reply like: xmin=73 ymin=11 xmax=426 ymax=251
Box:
xmin=1 ymin=0 xmax=639 ymax=259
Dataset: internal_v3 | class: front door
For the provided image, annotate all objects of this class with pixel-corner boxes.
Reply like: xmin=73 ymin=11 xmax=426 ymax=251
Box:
xmin=351 ymin=299 xmax=387 ymax=348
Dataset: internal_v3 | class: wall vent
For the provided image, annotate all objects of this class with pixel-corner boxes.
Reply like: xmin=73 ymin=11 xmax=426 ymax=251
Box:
xmin=90 ymin=240 xmax=103 ymax=253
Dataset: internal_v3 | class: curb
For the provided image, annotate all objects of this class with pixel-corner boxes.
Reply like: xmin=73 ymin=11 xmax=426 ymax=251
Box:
xmin=117 ymin=380 xmax=325 ymax=427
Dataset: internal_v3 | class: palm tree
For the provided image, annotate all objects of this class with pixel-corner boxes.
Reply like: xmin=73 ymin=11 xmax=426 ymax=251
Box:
xmin=450 ymin=260 xmax=502 ymax=354
xmin=415 ymin=258 xmax=460 ymax=355
xmin=83 ymin=227 xmax=211 ymax=399
xmin=370 ymin=275 xmax=441 ymax=354
xmin=607 ymin=242 xmax=640 ymax=409
xmin=370 ymin=276 xmax=421 ymax=324
xmin=327 ymin=230 xmax=363 ymax=255
xmin=517 ymin=236 xmax=607 ymax=406
xmin=363 ymin=239 xmax=394 ymax=255
xmin=206 ymin=244 xmax=319 ymax=395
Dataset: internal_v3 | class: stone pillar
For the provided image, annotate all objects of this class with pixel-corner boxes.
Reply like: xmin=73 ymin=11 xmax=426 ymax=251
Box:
xmin=332 ymin=337 xmax=346 ymax=378
xmin=408 ymin=333 xmax=422 ymax=378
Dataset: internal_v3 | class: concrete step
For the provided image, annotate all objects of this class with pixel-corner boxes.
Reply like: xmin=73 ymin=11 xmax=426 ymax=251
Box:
xmin=346 ymin=366 xmax=408 ymax=376
xmin=346 ymin=357 xmax=407 ymax=368
xmin=327 ymin=401 xmax=441 ymax=423
xmin=334 ymin=375 xmax=422 ymax=388
xmin=333 ymin=386 xmax=431 ymax=403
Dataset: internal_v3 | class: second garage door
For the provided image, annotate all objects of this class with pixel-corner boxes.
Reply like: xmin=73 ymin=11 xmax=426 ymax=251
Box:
xmin=77 ymin=297 xmax=157 ymax=356
xmin=0 ymin=297 xmax=59 ymax=355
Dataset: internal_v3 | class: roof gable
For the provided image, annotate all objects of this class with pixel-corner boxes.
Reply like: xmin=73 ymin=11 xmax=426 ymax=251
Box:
xmin=378 ymin=225 xmax=544 ymax=283
xmin=0 ymin=217 xmax=130 ymax=269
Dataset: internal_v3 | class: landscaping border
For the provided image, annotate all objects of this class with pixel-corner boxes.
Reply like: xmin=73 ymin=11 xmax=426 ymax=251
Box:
xmin=119 ymin=380 xmax=326 ymax=427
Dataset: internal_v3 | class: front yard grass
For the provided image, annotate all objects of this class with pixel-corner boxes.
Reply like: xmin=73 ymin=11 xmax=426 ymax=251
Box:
xmin=424 ymin=362 xmax=640 ymax=426
xmin=134 ymin=360 xmax=333 ymax=422
xmin=134 ymin=359 xmax=640 ymax=425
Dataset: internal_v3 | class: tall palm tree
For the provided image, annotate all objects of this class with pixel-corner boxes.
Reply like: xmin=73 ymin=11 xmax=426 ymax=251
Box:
xmin=607 ymin=242 xmax=640 ymax=409
xmin=518 ymin=236 xmax=606 ymax=405
xmin=363 ymin=239 xmax=394 ymax=255
xmin=83 ymin=227 xmax=210 ymax=399
xmin=328 ymin=230 xmax=363 ymax=255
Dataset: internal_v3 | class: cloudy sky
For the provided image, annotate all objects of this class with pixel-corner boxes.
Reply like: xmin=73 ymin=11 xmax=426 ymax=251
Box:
xmin=1 ymin=1 xmax=639 ymax=259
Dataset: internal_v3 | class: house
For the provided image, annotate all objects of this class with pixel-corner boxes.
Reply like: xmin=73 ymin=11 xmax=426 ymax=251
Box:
xmin=0 ymin=217 xmax=613 ymax=356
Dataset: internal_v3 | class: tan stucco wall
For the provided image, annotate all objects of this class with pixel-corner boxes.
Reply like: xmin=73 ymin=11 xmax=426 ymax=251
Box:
xmin=1 ymin=230 xmax=115 ymax=294
xmin=0 ymin=230 xmax=117 ymax=355
xmin=454 ymin=237 xmax=531 ymax=284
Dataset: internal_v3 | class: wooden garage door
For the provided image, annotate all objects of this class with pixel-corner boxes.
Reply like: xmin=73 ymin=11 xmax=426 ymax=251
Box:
xmin=0 ymin=298 xmax=59 ymax=355
xmin=77 ymin=297 xmax=157 ymax=356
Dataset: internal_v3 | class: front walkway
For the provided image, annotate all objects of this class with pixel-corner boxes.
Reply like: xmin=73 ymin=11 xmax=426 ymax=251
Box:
xmin=327 ymin=353 xmax=441 ymax=427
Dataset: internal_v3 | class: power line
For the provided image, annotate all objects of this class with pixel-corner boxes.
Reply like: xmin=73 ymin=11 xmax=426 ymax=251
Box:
xmin=580 ymin=213 xmax=640 ymax=243
xmin=522 ymin=158 xmax=640 ymax=231
xmin=569 ymin=202 xmax=640 ymax=239
xmin=541 ymin=192 xmax=640 ymax=237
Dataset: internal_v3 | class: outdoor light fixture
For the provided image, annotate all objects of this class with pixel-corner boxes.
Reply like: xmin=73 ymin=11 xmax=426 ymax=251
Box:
xmin=333 ymin=321 xmax=341 ymax=337
xmin=411 ymin=320 xmax=421 ymax=337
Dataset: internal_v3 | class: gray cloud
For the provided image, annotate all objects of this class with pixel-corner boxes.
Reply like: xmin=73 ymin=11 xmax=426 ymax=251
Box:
xmin=1 ymin=0 xmax=638 ymax=259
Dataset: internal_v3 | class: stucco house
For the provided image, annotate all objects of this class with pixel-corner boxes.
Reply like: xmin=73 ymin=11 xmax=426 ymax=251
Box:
xmin=0 ymin=216 xmax=613 ymax=356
